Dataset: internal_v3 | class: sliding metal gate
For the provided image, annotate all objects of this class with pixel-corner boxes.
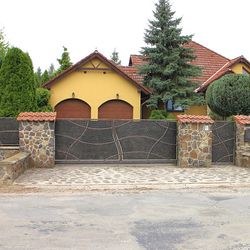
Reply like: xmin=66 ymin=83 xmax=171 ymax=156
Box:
xmin=212 ymin=121 xmax=235 ymax=164
xmin=55 ymin=119 xmax=177 ymax=164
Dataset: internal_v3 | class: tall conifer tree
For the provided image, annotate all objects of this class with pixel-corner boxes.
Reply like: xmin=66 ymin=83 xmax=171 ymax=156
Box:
xmin=0 ymin=47 xmax=37 ymax=117
xmin=138 ymin=0 xmax=204 ymax=110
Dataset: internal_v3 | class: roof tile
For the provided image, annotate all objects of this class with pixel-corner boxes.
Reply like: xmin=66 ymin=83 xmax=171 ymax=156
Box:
xmin=177 ymin=114 xmax=214 ymax=124
xmin=234 ymin=115 xmax=250 ymax=125
xmin=17 ymin=112 xmax=56 ymax=122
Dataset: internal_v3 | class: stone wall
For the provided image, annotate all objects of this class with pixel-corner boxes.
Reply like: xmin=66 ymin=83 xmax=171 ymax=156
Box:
xmin=177 ymin=115 xmax=214 ymax=167
xmin=0 ymin=152 xmax=30 ymax=185
xmin=0 ymin=147 xmax=19 ymax=161
xmin=19 ymin=121 xmax=55 ymax=168
xmin=235 ymin=122 xmax=250 ymax=167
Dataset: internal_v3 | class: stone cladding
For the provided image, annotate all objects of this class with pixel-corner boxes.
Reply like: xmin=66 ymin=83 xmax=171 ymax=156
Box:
xmin=0 ymin=147 xmax=19 ymax=161
xmin=178 ymin=122 xmax=213 ymax=167
xmin=235 ymin=121 xmax=250 ymax=167
xmin=0 ymin=152 xmax=30 ymax=185
xmin=19 ymin=120 xmax=55 ymax=168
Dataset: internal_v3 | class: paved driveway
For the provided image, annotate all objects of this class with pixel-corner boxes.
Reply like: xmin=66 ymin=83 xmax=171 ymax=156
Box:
xmin=13 ymin=164 xmax=250 ymax=190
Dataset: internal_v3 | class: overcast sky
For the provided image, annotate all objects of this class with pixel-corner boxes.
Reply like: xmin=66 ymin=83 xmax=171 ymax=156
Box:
xmin=1 ymin=0 xmax=249 ymax=72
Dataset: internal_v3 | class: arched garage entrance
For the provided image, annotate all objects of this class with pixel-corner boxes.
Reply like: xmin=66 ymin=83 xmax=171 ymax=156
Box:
xmin=55 ymin=99 xmax=91 ymax=119
xmin=98 ymin=100 xmax=133 ymax=119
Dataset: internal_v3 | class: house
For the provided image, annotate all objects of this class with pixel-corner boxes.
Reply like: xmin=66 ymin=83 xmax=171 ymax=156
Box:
xmin=41 ymin=42 xmax=250 ymax=119
xmin=41 ymin=50 xmax=151 ymax=119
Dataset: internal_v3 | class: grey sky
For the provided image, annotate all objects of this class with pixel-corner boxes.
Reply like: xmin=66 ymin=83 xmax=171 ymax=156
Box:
xmin=1 ymin=0 xmax=249 ymax=71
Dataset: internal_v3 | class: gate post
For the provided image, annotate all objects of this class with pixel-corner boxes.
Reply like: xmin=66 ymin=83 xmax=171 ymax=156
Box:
xmin=17 ymin=112 xmax=56 ymax=168
xmin=234 ymin=115 xmax=250 ymax=167
xmin=177 ymin=115 xmax=214 ymax=167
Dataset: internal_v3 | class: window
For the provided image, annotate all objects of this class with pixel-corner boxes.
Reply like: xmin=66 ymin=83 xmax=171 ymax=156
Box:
xmin=242 ymin=68 xmax=250 ymax=76
xmin=167 ymin=100 xmax=183 ymax=111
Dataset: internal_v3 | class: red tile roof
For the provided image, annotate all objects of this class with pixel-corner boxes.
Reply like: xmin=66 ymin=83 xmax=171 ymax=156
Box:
xmin=41 ymin=51 xmax=151 ymax=95
xmin=234 ymin=115 xmax=250 ymax=125
xmin=17 ymin=112 xmax=56 ymax=122
xmin=177 ymin=114 xmax=214 ymax=124
xmin=124 ymin=41 xmax=236 ymax=93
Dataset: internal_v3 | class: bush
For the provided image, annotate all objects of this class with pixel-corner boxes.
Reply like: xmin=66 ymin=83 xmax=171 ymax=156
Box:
xmin=149 ymin=110 xmax=167 ymax=119
xmin=166 ymin=113 xmax=175 ymax=120
xmin=206 ymin=74 xmax=250 ymax=119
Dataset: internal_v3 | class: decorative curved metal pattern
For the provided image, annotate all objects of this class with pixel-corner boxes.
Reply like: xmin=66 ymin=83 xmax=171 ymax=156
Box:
xmin=212 ymin=121 xmax=235 ymax=163
xmin=55 ymin=119 xmax=177 ymax=164
xmin=0 ymin=118 xmax=19 ymax=146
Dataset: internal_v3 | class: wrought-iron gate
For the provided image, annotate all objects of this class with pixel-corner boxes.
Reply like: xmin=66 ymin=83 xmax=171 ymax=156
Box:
xmin=212 ymin=121 xmax=235 ymax=164
xmin=55 ymin=119 xmax=177 ymax=164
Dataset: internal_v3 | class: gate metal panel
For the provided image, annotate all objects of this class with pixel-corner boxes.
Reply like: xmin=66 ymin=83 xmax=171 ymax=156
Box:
xmin=212 ymin=121 xmax=235 ymax=163
xmin=0 ymin=118 xmax=19 ymax=146
xmin=55 ymin=119 xmax=177 ymax=164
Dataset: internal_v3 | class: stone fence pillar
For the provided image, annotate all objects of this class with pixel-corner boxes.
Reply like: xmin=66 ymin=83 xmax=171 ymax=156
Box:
xmin=17 ymin=112 xmax=56 ymax=168
xmin=234 ymin=115 xmax=250 ymax=167
xmin=177 ymin=115 xmax=214 ymax=167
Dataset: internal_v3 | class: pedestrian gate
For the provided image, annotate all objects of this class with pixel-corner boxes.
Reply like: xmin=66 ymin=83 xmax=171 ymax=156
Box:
xmin=212 ymin=121 xmax=235 ymax=163
xmin=55 ymin=119 xmax=177 ymax=164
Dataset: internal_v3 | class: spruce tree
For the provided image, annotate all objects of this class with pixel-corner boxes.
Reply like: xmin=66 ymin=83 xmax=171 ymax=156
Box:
xmin=138 ymin=0 xmax=204 ymax=110
xmin=110 ymin=48 xmax=121 ymax=65
xmin=0 ymin=47 xmax=38 ymax=117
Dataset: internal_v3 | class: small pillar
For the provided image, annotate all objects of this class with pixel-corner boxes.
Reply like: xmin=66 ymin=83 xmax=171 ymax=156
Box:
xmin=177 ymin=115 xmax=214 ymax=167
xmin=17 ymin=112 xmax=56 ymax=168
xmin=234 ymin=115 xmax=250 ymax=167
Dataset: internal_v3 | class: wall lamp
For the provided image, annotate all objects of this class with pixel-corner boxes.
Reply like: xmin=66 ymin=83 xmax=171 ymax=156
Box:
xmin=116 ymin=93 xmax=119 ymax=99
xmin=72 ymin=92 xmax=75 ymax=98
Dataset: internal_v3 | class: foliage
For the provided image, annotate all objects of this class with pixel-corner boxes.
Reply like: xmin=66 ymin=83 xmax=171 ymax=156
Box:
xmin=48 ymin=63 xmax=55 ymax=78
xmin=34 ymin=67 xmax=42 ymax=87
xmin=55 ymin=46 xmax=73 ymax=76
xmin=137 ymin=0 xmax=204 ymax=110
xmin=41 ymin=70 xmax=50 ymax=85
xmin=208 ymin=111 xmax=224 ymax=121
xmin=0 ymin=27 xmax=9 ymax=69
xmin=166 ymin=113 xmax=174 ymax=120
xmin=36 ymin=88 xmax=52 ymax=112
xmin=0 ymin=47 xmax=37 ymax=117
xmin=149 ymin=110 xmax=175 ymax=120
xmin=206 ymin=74 xmax=250 ymax=119
xmin=110 ymin=48 xmax=121 ymax=65
xmin=149 ymin=110 xmax=167 ymax=119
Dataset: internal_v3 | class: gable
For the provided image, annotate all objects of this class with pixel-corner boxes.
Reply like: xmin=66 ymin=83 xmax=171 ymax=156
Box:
xmin=41 ymin=51 xmax=151 ymax=95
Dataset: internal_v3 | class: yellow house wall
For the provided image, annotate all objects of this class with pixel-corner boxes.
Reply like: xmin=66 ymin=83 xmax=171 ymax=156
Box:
xmin=142 ymin=103 xmax=207 ymax=119
xmin=48 ymin=58 xmax=141 ymax=119
xmin=231 ymin=63 xmax=250 ymax=74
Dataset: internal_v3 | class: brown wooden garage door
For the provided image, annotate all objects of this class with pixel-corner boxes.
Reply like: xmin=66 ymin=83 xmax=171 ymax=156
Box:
xmin=98 ymin=100 xmax=133 ymax=119
xmin=55 ymin=99 xmax=91 ymax=119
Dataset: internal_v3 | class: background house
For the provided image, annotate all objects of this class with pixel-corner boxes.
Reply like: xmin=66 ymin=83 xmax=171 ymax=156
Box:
xmin=124 ymin=41 xmax=250 ymax=119
xmin=41 ymin=42 xmax=250 ymax=119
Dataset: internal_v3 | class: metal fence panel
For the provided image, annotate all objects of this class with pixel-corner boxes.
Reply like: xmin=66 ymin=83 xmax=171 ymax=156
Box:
xmin=0 ymin=118 xmax=19 ymax=146
xmin=55 ymin=119 xmax=177 ymax=163
xmin=212 ymin=121 xmax=235 ymax=163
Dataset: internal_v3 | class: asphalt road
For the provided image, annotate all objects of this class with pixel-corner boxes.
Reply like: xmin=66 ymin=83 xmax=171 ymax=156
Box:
xmin=0 ymin=188 xmax=250 ymax=250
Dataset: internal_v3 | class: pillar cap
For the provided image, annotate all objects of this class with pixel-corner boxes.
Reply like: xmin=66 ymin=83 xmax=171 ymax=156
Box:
xmin=234 ymin=115 xmax=250 ymax=125
xmin=177 ymin=114 xmax=214 ymax=124
xmin=17 ymin=112 xmax=57 ymax=122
